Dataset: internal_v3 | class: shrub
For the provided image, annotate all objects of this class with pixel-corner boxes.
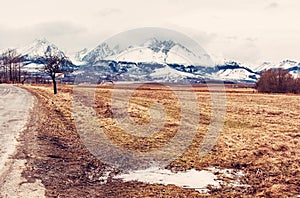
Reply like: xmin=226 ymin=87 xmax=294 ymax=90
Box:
xmin=256 ymin=68 xmax=299 ymax=93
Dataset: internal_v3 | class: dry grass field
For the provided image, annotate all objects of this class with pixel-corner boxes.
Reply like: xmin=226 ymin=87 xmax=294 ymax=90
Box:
xmin=17 ymin=83 xmax=299 ymax=197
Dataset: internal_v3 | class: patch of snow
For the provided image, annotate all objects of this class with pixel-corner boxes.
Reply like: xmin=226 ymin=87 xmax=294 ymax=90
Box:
xmin=290 ymin=70 xmax=300 ymax=78
xmin=110 ymin=47 xmax=166 ymax=64
xmin=253 ymin=60 xmax=298 ymax=72
xmin=150 ymin=65 xmax=195 ymax=78
xmin=115 ymin=168 xmax=218 ymax=193
xmin=98 ymin=171 xmax=111 ymax=184
xmin=115 ymin=167 xmax=248 ymax=194
xmin=166 ymin=44 xmax=211 ymax=66
xmin=214 ymin=68 xmax=257 ymax=81
xmin=22 ymin=63 xmax=44 ymax=73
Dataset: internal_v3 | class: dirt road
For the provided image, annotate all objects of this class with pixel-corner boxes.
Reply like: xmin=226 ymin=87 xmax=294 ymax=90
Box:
xmin=0 ymin=84 xmax=45 ymax=197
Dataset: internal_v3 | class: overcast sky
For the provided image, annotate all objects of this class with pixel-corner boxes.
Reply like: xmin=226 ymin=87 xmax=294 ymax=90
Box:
xmin=0 ymin=0 xmax=299 ymax=66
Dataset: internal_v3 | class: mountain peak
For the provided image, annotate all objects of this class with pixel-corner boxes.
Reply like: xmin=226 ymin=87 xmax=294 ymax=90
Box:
xmin=82 ymin=38 xmax=212 ymax=66
xmin=18 ymin=38 xmax=65 ymax=59
xmin=33 ymin=38 xmax=50 ymax=45
xmin=82 ymin=42 xmax=116 ymax=64
xmin=280 ymin=59 xmax=297 ymax=65
xmin=223 ymin=61 xmax=242 ymax=66
xmin=143 ymin=38 xmax=176 ymax=54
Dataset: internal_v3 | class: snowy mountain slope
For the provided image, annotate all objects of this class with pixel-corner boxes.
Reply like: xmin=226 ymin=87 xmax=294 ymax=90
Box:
xmin=82 ymin=43 xmax=118 ymax=64
xmin=253 ymin=62 xmax=274 ymax=72
xmin=78 ymin=38 xmax=262 ymax=83
xmin=75 ymin=48 xmax=88 ymax=61
xmin=77 ymin=39 xmax=259 ymax=83
xmin=20 ymin=63 xmax=44 ymax=73
xmin=150 ymin=65 xmax=197 ymax=79
xmin=16 ymin=39 xmax=76 ymax=74
xmin=77 ymin=59 xmax=205 ymax=83
xmin=82 ymin=38 xmax=212 ymax=66
xmin=111 ymin=47 xmax=166 ymax=63
xmin=279 ymin=60 xmax=299 ymax=69
xmin=214 ymin=68 xmax=257 ymax=81
xmin=18 ymin=38 xmax=66 ymax=59
xmin=69 ymin=48 xmax=88 ymax=65
xmin=76 ymin=59 xmax=258 ymax=83
xmin=253 ymin=60 xmax=299 ymax=72
xmin=251 ymin=59 xmax=300 ymax=78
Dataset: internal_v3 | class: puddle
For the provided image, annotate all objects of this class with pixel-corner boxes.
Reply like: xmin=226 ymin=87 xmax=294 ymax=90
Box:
xmin=114 ymin=167 xmax=248 ymax=194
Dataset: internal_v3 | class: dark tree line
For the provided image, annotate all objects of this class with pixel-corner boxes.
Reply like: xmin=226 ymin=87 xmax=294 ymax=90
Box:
xmin=256 ymin=68 xmax=300 ymax=93
xmin=0 ymin=49 xmax=23 ymax=83
xmin=0 ymin=44 xmax=72 ymax=95
xmin=0 ymin=46 xmax=67 ymax=94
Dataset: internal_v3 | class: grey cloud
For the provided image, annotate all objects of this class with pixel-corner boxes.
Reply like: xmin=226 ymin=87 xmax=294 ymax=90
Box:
xmin=193 ymin=32 xmax=217 ymax=46
xmin=265 ymin=2 xmax=279 ymax=9
xmin=224 ymin=41 xmax=261 ymax=64
xmin=227 ymin=36 xmax=237 ymax=40
xmin=163 ymin=24 xmax=218 ymax=47
xmin=246 ymin=37 xmax=258 ymax=42
xmin=0 ymin=22 xmax=90 ymax=52
xmin=29 ymin=22 xmax=87 ymax=37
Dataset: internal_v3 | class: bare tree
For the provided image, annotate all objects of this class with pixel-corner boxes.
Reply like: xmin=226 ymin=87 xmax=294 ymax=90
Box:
xmin=292 ymin=77 xmax=300 ymax=94
xmin=39 ymin=46 xmax=65 ymax=94
xmin=0 ymin=49 xmax=23 ymax=83
xmin=0 ymin=56 xmax=4 ymax=83
xmin=20 ymin=71 xmax=30 ymax=84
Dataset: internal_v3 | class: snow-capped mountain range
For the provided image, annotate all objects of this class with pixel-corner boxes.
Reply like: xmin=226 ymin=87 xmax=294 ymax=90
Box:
xmin=1 ymin=38 xmax=299 ymax=83
xmin=81 ymin=37 xmax=212 ymax=66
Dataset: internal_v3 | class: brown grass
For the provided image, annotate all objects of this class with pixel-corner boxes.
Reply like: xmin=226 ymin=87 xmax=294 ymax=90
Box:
xmin=17 ymin=83 xmax=300 ymax=197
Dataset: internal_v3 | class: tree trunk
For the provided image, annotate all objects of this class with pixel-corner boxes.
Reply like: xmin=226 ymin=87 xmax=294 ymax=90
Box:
xmin=9 ymin=63 xmax=12 ymax=82
xmin=52 ymin=77 xmax=57 ymax=94
xmin=18 ymin=63 xmax=21 ymax=83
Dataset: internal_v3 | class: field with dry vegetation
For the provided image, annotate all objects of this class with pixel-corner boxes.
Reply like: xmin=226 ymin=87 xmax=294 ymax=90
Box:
xmin=16 ymin=83 xmax=299 ymax=197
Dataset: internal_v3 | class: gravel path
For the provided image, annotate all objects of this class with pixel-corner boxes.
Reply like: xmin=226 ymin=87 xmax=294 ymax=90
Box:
xmin=0 ymin=84 xmax=45 ymax=197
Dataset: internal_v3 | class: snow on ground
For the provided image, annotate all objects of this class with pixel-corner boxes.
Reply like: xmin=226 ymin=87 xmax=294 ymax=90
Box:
xmin=110 ymin=47 xmax=166 ymax=63
xmin=22 ymin=63 xmax=45 ymax=73
xmin=150 ymin=65 xmax=195 ymax=79
xmin=115 ymin=167 xmax=248 ymax=194
xmin=214 ymin=68 xmax=256 ymax=81
xmin=253 ymin=60 xmax=299 ymax=72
